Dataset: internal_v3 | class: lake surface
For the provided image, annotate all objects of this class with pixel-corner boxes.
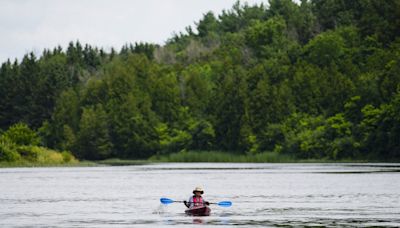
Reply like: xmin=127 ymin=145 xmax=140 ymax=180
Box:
xmin=1 ymin=163 xmax=400 ymax=227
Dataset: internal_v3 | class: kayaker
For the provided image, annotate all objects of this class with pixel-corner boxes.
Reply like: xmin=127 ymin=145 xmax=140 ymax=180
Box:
xmin=184 ymin=186 xmax=210 ymax=208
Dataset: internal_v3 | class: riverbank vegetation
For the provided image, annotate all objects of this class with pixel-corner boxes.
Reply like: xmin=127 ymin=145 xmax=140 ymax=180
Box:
xmin=1 ymin=0 xmax=400 ymax=164
xmin=0 ymin=123 xmax=78 ymax=166
xmin=151 ymin=151 xmax=295 ymax=163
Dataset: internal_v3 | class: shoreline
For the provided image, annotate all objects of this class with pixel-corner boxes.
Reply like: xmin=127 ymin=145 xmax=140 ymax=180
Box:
xmin=2 ymin=159 xmax=398 ymax=168
xmin=1 ymin=162 xmax=398 ymax=168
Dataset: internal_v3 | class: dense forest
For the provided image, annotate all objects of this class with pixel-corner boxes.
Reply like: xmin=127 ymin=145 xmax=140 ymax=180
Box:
xmin=1 ymin=0 xmax=400 ymax=162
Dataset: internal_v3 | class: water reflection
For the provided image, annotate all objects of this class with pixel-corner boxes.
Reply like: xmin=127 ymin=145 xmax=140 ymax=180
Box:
xmin=192 ymin=218 xmax=204 ymax=224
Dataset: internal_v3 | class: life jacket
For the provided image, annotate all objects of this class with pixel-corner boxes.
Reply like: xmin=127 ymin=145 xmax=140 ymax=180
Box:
xmin=192 ymin=196 xmax=203 ymax=206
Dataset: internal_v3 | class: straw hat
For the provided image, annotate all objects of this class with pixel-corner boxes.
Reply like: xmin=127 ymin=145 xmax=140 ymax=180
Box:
xmin=193 ymin=186 xmax=204 ymax=194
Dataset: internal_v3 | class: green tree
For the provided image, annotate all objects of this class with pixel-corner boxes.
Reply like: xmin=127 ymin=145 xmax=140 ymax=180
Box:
xmin=245 ymin=16 xmax=289 ymax=57
xmin=325 ymin=113 xmax=358 ymax=159
xmin=304 ymin=31 xmax=346 ymax=67
xmin=45 ymin=88 xmax=80 ymax=150
xmin=0 ymin=60 xmax=18 ymax=127
xmin=291 ymin=62 xmax=325 ymax=114
xmin=76 ymin=105 xmax=113 ymax=160
xmin=213 ymin=66 xmax=248 ymax=151
xmin=181 ymin=64 xmax=214 ymax=116
xmin=150 ymin=72 xmax=181 ymax=123
xmin=196 ymin=12 xmax=219 ymax=37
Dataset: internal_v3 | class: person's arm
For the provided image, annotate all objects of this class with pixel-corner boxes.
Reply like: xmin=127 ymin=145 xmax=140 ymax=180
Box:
xmin=183 ymin=199 xmax=189 ymax=208
xmin=184 ymin=197 xmax=192 ymax=208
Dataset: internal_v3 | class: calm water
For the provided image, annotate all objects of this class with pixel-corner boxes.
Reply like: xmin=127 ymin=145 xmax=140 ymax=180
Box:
xmin=1 ymin=163 xmax=400 ymax=227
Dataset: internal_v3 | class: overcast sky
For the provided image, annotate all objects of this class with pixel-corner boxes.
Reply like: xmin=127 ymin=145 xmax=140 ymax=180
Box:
xmin=0 ymin=0 xmax=267 ymax=63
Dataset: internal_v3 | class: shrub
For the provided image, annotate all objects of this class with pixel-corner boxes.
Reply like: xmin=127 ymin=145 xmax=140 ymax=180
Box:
xmin=0 ymin=138 xmax=20 ymax=162
xmin=16 ymin=146 xmax=39 ymax=161
xmin=15 ymin=145 xmax=78 ymax=164
xmin=61 ymin=151 xmax=77 ymax=163
xmin=2 ymin=123 xmax=41 ymax=146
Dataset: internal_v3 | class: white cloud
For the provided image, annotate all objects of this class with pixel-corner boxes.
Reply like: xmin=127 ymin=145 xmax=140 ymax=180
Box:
xmin=0 ymin=0 xmax=266 ymax=63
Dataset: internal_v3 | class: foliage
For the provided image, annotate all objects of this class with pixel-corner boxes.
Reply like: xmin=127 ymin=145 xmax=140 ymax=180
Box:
xmin=0 ymin=123 xmax=77 ymax=164
xmin=2 ymin=123 xmax=40 ymax=146
xmin=0 ymin=0 xmax=400 ymax=161
xmin=76 ymin=104 xmax=113 ymax=160
xmin=16 ymin=146 xmax=77 ymax=164
xmin=0 ymin=136 xmax=20 ymax=162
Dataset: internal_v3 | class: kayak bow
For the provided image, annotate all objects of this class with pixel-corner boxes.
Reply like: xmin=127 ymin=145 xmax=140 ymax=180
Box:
xmin=185 ymin=205 xmax=211 ymax=216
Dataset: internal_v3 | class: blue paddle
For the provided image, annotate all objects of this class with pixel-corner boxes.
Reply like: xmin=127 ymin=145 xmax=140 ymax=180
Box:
xmin=209 ymin=201 xmax=232 ymax=207
xmin=160 ymin=197 xmax=232 ymax=207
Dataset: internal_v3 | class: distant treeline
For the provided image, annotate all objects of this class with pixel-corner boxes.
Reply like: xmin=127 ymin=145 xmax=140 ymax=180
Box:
xmin=1 ymin=0 xmax=400 ymax=161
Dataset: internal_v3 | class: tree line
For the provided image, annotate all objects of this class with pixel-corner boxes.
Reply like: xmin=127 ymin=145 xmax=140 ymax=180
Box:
xmin=1 ymin=0 xmax=400 ymax=161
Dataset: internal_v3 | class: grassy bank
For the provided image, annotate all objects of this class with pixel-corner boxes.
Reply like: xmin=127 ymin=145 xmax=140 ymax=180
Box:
xmin=0 ymin=151 xmax=380 ymax=168
xmin=148 ymin=151 xmax=376 ymax=163
xmin=149 ymin=151 xmax=297 ymax=163
xmin=0 ymin=160 xmax=94 ymax=168
xmin=96 ymin=158 xmax=151 ymax=166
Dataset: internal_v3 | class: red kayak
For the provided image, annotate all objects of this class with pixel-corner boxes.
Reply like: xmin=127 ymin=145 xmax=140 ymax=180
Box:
xmin=185 ymin=205 xmax=211 ymax=216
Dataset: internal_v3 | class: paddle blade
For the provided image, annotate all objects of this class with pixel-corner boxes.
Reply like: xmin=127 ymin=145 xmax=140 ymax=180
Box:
xmin=217 ymin=201 xmax=232 ymax=207
xmin=160 ymin=198 xmax=174 ymax=204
